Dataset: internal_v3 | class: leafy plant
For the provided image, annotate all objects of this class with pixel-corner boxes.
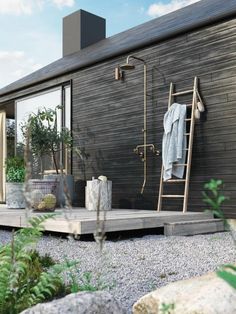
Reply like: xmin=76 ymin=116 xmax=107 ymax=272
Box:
xmin=21 ymin=106 xmax=72 ymax=174
xmin=5 ymin=156 xmax=25 ymax=183
xmin=159 ymin=302 xmax=175 ymax=314
xmin=202 ymin=180 xmax=236 ymax=291
xmin=0 ymin=214 xmax=78 ymax=314
xmin=66 ymin=268 xmax=110 ymax=294
xmin=202 ymin=179 xmax=228 ymax=219
xmin=217 ymin=265 xmax=236 ymax=290
xmin=30 ymin=251 xmax=56 ymax=269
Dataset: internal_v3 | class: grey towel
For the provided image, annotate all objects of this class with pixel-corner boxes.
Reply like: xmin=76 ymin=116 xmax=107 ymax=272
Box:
xmin=162 ymin=103 xmax=187 ymax=181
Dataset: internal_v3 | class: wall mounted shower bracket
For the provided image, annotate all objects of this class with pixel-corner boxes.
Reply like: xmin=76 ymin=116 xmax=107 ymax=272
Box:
xmin=115 ymin=66 xmax=123 ymax=80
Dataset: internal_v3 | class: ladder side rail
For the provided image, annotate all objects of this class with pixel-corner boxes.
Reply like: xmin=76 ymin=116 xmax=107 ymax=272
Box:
xmin=157 ymin=167 xmax=164 ymax=211
xmin=182 ymin=76 xmax=198 ymax=213
xmin=157 ymin=82 xmax=174 ymax=211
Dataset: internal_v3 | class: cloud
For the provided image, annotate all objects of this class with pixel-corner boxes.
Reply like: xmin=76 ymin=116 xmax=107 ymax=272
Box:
xmin=147 ymin=0 xmax=200 ymax=18
xmin=52 ymin=0 xmax=75 ymax=9
xmin=0 ymin=0 xmax=74 ymax=15
xmin=0 ymin=0 xmax=43 ymax=15
xmin=0 ymin=51 xmax=42 ymax=88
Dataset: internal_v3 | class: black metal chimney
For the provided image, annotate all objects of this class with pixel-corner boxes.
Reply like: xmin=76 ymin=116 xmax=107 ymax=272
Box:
xmin=63 ymin=9 xmax=106 ymax=57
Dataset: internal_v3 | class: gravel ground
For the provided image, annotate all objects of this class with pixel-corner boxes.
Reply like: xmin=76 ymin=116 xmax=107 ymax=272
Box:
xmin=0 ymin=230 xmax=235 ymax=313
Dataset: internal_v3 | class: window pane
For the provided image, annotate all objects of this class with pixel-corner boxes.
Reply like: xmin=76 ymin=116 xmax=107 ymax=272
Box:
xmin=15 ymin=88 xmax=62 ymax=176
xmin=64 ymin=85 xmax=71 ymax=173
xmin=16 ymin=88 xmax=61 ymax=144
xmin=65 ymin=85 xmax=71 ymax=130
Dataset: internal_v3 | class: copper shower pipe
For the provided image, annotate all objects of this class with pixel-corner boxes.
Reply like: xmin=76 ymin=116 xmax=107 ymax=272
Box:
xmin=119 ymin=55 xmax=159 ymax=194
xmin=142 ymin=61 xmax=147 ymax=194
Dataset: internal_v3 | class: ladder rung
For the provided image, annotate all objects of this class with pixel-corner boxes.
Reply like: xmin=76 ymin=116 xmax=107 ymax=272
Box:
xmin=172 ymin=89 xmax=193 ymax=96
xmin=183 ymin=148 xmax=189 ymax=151
xmin=186 ymin=104 xmax=193 ymax=107
xmin=185 ymin=133 xmax=190 ymax=135
xmin=165 ymin=179 xmax=186 ymax=183
xmin=162 ymin=195 xmax=185 ymax=198
xmin=185 ymin=118 xmax=191 ymax=121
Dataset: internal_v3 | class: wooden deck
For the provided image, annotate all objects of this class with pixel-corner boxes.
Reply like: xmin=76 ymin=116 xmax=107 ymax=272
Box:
xmin=0 ymin=205 xmax=213 ymax=235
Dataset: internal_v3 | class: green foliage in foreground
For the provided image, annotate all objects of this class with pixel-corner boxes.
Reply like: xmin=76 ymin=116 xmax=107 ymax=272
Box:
xmin=67 ymin=269 xmax=111 ymax=294
xmin=203 ymin=179 xmax=236 ymax=291
xmin=202 ymin=179 xmax=228 ymax=220
xmin=217 ymin=265 xmax=236 ymax=290
xmin=0 ymin=214 xmax=78 ymax=314
xmin=159 ymin=302 xmax=175 ymax=314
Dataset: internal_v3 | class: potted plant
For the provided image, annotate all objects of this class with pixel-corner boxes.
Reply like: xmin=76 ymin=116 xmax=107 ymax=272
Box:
xmin=5 ymin=156 xmax=26 ymax=209
xmin=21 ymin=106 xmax=74 ymax=206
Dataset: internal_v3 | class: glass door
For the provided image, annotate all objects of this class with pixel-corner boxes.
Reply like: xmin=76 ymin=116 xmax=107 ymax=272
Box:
xmin=0 ymin=111 xmax=6 ymax=202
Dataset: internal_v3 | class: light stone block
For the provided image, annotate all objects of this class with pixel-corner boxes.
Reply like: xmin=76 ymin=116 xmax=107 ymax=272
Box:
xmin=85 ymin=179 xmax=112 ymax=211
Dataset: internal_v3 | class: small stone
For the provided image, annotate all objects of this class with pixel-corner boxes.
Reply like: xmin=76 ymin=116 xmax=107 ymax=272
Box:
xmin=37 ymin=201 xmax=46 ymax=210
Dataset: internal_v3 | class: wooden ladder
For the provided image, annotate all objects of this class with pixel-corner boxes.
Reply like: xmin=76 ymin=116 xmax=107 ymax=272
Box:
xmin=157 ymin=76 xmax=201 ymax=213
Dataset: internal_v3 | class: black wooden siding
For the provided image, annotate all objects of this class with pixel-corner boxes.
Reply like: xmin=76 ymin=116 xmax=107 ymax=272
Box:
xmin=71 ymin=17 xmax=236 ymax=217
xmin=1 ymin=16 xmax=236 ymax=216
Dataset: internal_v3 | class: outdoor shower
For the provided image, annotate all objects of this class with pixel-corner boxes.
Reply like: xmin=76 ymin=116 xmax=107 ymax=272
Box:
xmin=118 ymin=55 xmax=159 ymax=194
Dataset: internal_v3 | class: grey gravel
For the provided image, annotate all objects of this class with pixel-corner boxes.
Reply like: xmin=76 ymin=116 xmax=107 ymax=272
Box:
xmin=0 ymin=230 xmax=235 ymax=313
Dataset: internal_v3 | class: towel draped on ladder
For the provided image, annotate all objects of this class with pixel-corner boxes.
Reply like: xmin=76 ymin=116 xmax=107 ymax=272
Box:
xmin=162 ymin=103 xmax=187 ymax=181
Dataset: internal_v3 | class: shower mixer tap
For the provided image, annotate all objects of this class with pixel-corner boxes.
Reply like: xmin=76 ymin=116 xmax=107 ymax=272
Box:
xmin=134 ymin=144 xmax=160 ymax=159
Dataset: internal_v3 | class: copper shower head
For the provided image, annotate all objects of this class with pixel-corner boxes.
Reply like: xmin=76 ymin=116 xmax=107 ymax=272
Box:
xmin=119 ymin=63 xmax=135 ymax=70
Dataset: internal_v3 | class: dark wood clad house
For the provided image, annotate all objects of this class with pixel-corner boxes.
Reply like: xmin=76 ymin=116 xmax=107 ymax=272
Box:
xmin=1 ymin=0 xmax=236 ymax=217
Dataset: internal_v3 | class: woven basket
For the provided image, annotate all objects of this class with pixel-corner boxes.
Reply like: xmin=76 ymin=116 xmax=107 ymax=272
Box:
xmin=29 ymin=179 xmax=58 ymax=211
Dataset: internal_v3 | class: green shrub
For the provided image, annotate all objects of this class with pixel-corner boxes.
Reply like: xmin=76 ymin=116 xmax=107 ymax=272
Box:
xmin=67 ymin=269 xmax=109 ymax=294
xmin=203 ymin=179 xmax=236 ymax=291
xmin=160 ymin=303 xmax=175 ymax=314
xmin=0 ymin=214 xmax=78 ymax=314
xmin=217 ymin=265 xmax=236 ymax=290
xmin=5 ymin=156 xmax=25 ymax=183
xmin=202 ymin=179 xmax=228 ymax=219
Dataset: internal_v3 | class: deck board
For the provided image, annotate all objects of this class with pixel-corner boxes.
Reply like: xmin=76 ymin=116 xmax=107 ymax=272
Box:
xmin=0 ymin=206 xmax=213 ymax=235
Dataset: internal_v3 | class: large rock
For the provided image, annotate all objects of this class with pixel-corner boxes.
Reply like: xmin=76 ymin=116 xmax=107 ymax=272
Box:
xmin=21 ymin=291 xmax=124 ymax=314
xmin=133 ymin=272 xmax=236 ymax=314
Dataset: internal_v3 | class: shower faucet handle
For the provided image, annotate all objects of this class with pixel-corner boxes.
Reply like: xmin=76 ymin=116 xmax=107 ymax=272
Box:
xmin=133 ymin=144 xmax=160 ymax=157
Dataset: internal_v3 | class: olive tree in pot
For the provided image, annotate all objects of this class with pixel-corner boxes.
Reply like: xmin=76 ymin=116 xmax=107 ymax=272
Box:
xmin=22 ymin=106 xmax=74 ymax=207
xmin=5 ymin=156 xmax=26 ymax=209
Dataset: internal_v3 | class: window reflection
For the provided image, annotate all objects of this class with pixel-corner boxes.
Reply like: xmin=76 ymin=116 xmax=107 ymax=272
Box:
xmin=65 ymin=85 xmax=71 ymax=130
xmin=15 ymin=85 xmax=71 ymax=176
xmin=16 ymin=88 xmax=61 ymax=144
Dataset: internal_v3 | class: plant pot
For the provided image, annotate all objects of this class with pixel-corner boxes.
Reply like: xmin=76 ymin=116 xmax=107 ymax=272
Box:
xmin=29 ymin=179 xmax=58 ymax=211
xmin=43 ymin=174 xmax=74 ymax=206
xmin=6 ymin=182 xmax=25 ymax=209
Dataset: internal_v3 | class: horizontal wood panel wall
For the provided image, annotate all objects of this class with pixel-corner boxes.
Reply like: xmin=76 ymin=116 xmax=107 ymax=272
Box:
xmin=71 ymin=17 xmax=236 ymax=217
xmin=1 ymin=17 xmax=235 ymax=216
